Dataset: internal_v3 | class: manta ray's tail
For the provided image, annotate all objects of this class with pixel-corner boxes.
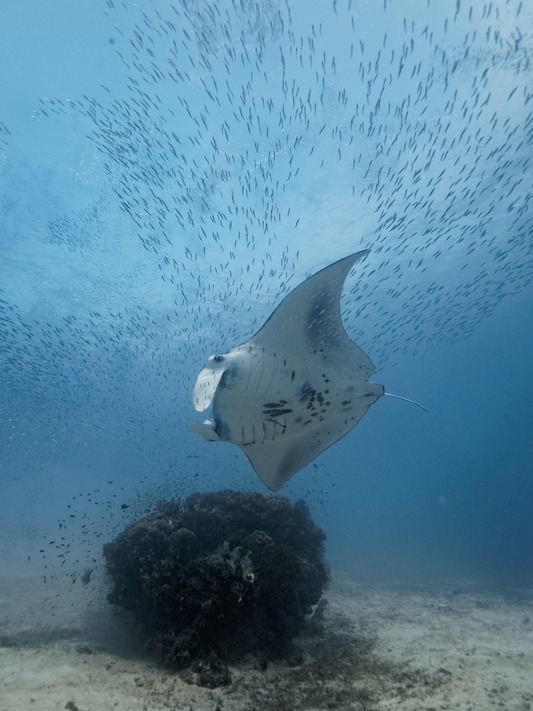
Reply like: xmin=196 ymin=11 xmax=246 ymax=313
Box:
xmin=384 ymin=392 xmax=429 ymax=413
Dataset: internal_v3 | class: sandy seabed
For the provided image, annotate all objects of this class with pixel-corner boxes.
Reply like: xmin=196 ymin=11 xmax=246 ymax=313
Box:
xmin=1 ymin=557 xmax=532 ymax=711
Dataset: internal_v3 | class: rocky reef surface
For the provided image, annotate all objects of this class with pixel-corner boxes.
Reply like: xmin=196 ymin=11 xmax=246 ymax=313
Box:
xmin=103 ymin=490 xmax=329 ymax=686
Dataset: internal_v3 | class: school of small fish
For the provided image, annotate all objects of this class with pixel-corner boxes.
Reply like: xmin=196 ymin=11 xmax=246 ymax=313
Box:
xmin=0 ymin=0 xmax=531 ymax=481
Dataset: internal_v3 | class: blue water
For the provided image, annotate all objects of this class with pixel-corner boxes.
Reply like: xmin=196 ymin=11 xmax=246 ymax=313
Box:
xmin=1 ymin=0 xmax=532 ymax=594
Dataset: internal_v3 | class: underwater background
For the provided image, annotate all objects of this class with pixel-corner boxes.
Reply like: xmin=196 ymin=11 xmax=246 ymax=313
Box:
xmin=1 ymin=0 xmax=532 ymax=595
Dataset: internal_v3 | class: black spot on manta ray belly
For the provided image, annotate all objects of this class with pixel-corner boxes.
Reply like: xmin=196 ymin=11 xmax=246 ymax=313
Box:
xmin=262 ymin=399 xmax=292 ymax=417
xmin=298 ymin=382 xmax=316 ymax=401
xmin=262 ymin=408 xmax=293 ymax=417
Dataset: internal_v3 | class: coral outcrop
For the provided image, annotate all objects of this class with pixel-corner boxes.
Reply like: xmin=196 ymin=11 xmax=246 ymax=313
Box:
xmin=104 ymin=490 xmax=329 ymax=685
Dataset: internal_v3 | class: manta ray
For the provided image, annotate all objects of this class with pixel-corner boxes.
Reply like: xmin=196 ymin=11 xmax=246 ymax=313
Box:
xmin=191 ymin=250 xmax=384 ymax=490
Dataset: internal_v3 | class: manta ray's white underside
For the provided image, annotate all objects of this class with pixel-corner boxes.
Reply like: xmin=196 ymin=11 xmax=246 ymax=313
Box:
xmin=191 ymin=250 xmax=384 ymax=490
